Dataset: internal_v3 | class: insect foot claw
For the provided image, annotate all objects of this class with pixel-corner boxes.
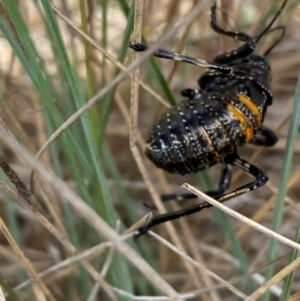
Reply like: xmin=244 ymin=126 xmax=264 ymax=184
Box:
xmin=134 ymin=224 xmax=150 ymax=237
xmin=129 ymin=42 xmax=147 ymax=52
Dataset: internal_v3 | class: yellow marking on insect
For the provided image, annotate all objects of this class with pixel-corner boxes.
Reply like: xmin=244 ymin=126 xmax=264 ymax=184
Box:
xmin=212 ymin=150 xmax=221 ymax=162
xmin=237 ymin=93 xmax=262 ymax=125
xmin=198 ymin=126 xmax=221 ymax=162
xmin=226 ymin=103 xmax=254 ymax=142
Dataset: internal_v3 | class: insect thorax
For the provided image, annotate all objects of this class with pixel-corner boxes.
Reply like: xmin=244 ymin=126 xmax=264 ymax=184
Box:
xmin=200 ymin=54 xmax=272 ymax=112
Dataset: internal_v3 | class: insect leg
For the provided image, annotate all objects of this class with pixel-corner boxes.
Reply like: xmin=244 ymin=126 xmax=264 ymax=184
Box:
xmin=160 ymin=163 xmax=232 ymax=202
xmin=215 ymin=154 xmax=268 ymax=202
xmin=129 ymin=42 xmax=231 ymax=73
xmin=251 ymin=125 xmax=278 ymax=147
xmin=210 ymin=3 xmax=256 ymax=63
xmin=180 ymin=88 xmax=202 ymax=100
xmin=136 ymin=154 xmax=267 ymax=236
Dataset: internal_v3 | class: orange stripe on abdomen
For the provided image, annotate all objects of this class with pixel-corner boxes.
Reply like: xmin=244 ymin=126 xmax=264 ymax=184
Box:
xmin=226 ymin=103 xmax=254 ymax=142
xmin=237 ymin=93 xmax=262 ymax=125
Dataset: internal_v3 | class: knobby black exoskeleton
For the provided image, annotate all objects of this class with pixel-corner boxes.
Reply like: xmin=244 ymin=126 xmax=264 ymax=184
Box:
xmin=130 ymin=0 xmax=288 ymax=236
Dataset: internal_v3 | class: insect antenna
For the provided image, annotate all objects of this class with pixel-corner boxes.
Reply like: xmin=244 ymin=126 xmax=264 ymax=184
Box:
xmin=262 ymin=26 xmax=286 ymax=56
xmin=255 ymin=0 xmax=288 ymax=44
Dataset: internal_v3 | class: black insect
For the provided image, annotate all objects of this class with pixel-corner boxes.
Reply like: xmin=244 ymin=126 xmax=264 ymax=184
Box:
xmin=130 ymin=0 xmax=288 ymax=236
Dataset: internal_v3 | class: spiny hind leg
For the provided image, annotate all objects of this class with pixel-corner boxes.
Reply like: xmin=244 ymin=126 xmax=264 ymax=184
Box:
xmin=160 ymin=163 xmax=232 ymax=202
xmin=136 ymin=154 xmax=267 ymax=237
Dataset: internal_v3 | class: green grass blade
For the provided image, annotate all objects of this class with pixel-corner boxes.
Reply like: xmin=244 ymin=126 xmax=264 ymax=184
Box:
xmin=98 ymin=1 xmax=135 ymax=141
xmin=147 ymin=56 xmax=176 ymax=106
xmin=262 ymin=72 xmax=300 ymax=301
xmin=279 ymin=223 xmax=300 ymax=300
xmin=39 ymin=0 xmax=133 ymax=295
xmin=0 ymin=273 xmax=21 ymax=301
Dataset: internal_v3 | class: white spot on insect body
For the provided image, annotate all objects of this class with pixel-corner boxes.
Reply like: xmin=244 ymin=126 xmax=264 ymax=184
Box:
xmin=235 ymin=158 xmax=243 ymax=165
xmin=244 ymin=162 xmax=250 ymax=169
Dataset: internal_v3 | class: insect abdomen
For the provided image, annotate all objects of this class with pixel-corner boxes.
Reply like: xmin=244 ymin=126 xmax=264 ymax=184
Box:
xmin=145 ymin=92 xmax=259 ymax=175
